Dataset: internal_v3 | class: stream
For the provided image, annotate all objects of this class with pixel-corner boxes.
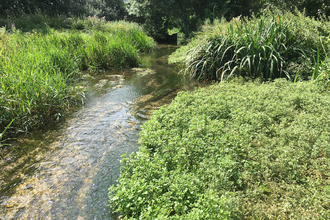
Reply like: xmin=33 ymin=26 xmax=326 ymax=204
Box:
xmin=0 ymin=45 xmax=205 ymax=219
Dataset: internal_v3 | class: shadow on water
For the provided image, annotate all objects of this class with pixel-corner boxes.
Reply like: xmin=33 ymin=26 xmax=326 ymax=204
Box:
xmin=0 ymin=45 xmax=207 ymax=219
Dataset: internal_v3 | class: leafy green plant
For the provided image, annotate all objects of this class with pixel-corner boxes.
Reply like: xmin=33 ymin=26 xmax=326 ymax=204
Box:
xmin=109 ymin=79 xmax=330 ymax=219
xmin=0 ymin=119 xmax=15 ymax=158
xmin=0 ymin=119 xmax=14 ymax=143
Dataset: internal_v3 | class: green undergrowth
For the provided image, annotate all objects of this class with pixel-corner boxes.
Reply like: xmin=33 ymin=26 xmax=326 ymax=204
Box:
xmin=169 ymin=10 xmax=330 ymax=81
xmin=1 ymin=14 xmax=132 ymax=33
xmin=0 ymin=19 xmax=156 ymax=141
xmin=109 ymin=79 xmax=330 ymax=219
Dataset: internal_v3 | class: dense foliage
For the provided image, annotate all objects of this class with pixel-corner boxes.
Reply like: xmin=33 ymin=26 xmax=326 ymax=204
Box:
xmin=0 ymin=0 xmax=126 ymax=21
xmin=258 ymin=0 xmax=330 ymax=17
xmin=0 ymin=18 xmax=156 ymax=140
xmin=125 ymin=0 xmax=330 ymax=39
xmin=2 ymin=0 xmax=329 ymax=40
xmin=109 ymin=79 xmax=330 ymax=219
xmin=125 ymin=0 xmax=236 ymax=39
xmin=2 ymin=1 xmax=329 ymax=40
xmin=169 ymin=10 xmax=330 ymax=81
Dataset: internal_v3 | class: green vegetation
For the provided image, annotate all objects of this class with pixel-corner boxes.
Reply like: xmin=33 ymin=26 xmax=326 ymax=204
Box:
xmin=125 ymin=0 xmax=330 ymax=40
xmin=109 ymin=79 xmax=330 ymax=219
xmin=0 ymin=18 xmax=156 ymax=140
xmin=2 ymin=1 xmax=329 ymax=40
xmin=0 ymin=0 xmax=126 ymax=21
xmin=169 ymin=10 xmax=330 ymax=81
xmin=125 ymin=0 xmax=235 ymax=39
xmin=109 ymin=8 xmax=330 ymax=219
xmin=2 ymin=1 xmax=330 ymax=219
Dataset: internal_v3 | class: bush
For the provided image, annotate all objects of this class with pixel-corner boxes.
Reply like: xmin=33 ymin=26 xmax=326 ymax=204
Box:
xmin=109 ymin=79 xmax=330 ymax=219
xmin=169 ymin=10 xmax=330 ymax=81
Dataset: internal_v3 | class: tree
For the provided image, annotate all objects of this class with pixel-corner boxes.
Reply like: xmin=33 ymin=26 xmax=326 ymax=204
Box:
xmin=125 ymin=0 xmax=173 ymax=39
xmin=125 ymin=0 xmax=330 ymax=40
xmin=0 ymin=0 xmax=86 ymax=17
xmin=251 ymin=0 xmax=330 ymax=17
xmin=0 ymin=0 xmax=126 ymax=21
xmin=84 ymin=0 xmax=126 ymax=20
xmin=126 ymin=0 xmax=235 ymax=39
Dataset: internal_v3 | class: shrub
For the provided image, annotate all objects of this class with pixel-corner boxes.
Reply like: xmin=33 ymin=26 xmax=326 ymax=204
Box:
xmin=109 ymin=79 xmax=330 ymax=219
xmin=169 ymin=10 xmax=330 ymax=81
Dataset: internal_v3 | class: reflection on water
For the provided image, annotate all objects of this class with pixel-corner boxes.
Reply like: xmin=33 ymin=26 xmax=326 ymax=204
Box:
xmin=0 ymin=45 xmax=206 ymax=219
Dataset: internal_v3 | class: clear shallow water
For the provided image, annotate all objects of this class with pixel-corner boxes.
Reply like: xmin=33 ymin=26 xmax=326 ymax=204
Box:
xmin=0 ymin=45 xmax=206 ymax=219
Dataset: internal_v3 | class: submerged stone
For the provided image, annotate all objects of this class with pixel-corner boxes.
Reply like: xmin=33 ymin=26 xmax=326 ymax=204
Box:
xmin=131 ymin=68 xmax=156 ymax=77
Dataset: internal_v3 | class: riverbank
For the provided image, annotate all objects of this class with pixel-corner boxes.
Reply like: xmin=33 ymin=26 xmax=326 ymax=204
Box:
xmin=0 ymin=17 xmax=156 ymax=143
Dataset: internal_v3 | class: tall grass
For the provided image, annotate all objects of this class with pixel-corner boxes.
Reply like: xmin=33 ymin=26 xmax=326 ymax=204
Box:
xmin=0 ymin=18 xmax=156 ymax=139
xmin=186 ymin=16 xmax=292 ymax=80
xmin=169 ymin=10 xmax=330 ymax=81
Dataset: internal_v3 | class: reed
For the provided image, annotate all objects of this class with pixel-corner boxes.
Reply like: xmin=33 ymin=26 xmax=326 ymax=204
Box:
xmin=170 ymin=10 xmax=330 ymax=81
xmin=185 ymin=15 xmax=294 ymax=80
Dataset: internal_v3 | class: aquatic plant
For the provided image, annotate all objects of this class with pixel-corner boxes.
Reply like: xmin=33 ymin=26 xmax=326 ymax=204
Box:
xmin=109 ymin=78 xmax=330 ymax=219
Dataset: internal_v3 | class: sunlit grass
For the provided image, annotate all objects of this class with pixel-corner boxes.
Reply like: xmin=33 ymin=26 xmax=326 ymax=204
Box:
xmin=170 ymin=10 xmax=330 ymax=81
xmin=0 ymin=19 xmax=156 ymax=139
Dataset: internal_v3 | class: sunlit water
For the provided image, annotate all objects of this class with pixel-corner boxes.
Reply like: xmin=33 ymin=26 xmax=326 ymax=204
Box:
xmin=0 ymin=45 xmax=205 ymax=219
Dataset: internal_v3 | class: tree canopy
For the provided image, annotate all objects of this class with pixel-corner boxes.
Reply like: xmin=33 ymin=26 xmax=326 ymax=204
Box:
xmin=1 ymin=0 xmax=328 ymax=39
xmin=125 ymin=0 xmax=238 ymax=39
xmin=0 ymin=0 xmax=126 ymax=21
xmin=125 ymin=0 xmax=330 ymax=39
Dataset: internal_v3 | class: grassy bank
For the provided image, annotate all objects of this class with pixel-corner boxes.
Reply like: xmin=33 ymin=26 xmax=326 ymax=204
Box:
xmin=109 ymin=79 xmax=330 ymax=219
xmin=0 ymin=17 xmax=156 ymax=142
xmin=169 ymin=10 xmax=330 ymax=81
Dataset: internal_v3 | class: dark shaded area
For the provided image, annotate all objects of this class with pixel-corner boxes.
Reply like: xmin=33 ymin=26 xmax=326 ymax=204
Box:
xmin=126 ymin=0 xmax=330 ymax=39
xmin=155 ymin=34 xmax=177 ymax=44
xmin=0 ymin=0 xmax=126 ymax=21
